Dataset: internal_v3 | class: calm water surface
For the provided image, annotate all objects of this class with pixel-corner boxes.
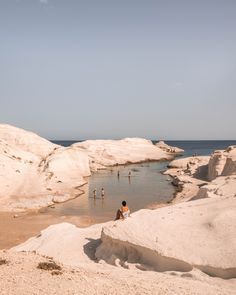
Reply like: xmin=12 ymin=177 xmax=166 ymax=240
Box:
xmin=47 ymin=140 xmax=236 ymax=222
xmin=44 ymin=161 xmax=174 ymax=222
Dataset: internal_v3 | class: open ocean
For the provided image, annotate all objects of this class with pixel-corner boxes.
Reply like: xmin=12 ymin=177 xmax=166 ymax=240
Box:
xmin=52 ymin=140 xmax=236 ymax=157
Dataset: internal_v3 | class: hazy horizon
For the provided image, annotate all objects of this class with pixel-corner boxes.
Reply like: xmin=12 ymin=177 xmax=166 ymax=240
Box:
xmin=51 ymin=139 xmax=236 ymax=142
xmin=1 ymin=0 xmax=235 ymax=140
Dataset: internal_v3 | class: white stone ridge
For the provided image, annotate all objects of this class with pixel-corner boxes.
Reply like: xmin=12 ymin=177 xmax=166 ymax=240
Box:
xmin=164 ymin=146 xmax=236 ymax=204
xmin=0 ymin=125 xmax=182 ymax=211
xmin=167 ymin=156 xmax=210 ymax=170
xmin=155 ymin=140 xmax=184 ymax=153
xmin=208 ymin=146 xmax=236 ymax=181
xmin=73 ymin=138 xmax=174 ymax=171
xmin=95 ymin=197 xmax=236 ymax=279
xmin=196 ymin=176 xmax=236 ymax=199
xmin=12 ymin=222 xmax=107 ymax=267
xmin=163 ymin=156 xmax=210 ymax=202
xmin=0 ymin=125 xmax=91 ymax=211
xmin=0 ymin=124 xmax=59 ymax=157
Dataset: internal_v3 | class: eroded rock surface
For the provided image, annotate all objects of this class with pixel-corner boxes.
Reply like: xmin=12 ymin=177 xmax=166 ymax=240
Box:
xmin=155 ymin=140 xmax=184 ymax=153
xmin=0 ymin=125 xmax=90 ymax=211
xmin=0 ymin=125 xmax=178 ymax=211
xmin=96 ymin=197 xmax=236 ymax=279
xmin=208 ymin=146 xmax=236 ymax=181
xmin=73 ymin=138 xmax=174 ymax=171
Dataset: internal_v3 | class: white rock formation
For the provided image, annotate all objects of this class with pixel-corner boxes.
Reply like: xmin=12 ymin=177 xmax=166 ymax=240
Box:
xmin=95 ymin=197 xmax=236 ymax=279
xmin=0 ymin=124 xmax=59 ymax=157
xmin=166 ymin=147 xmax=236 ymax=201
xmin=193 ymin=146 xmax=236 ymax=200
xmin=167 ymin=156 xmax=209 ymax=171
xmin=155 ymin=140 xmax=184 ymax=153
xmin=12 ymin=222 xmax=105 ymax=267
xmin=208 ymin=146 xmax=236 ymax=181
xmin=0 ymin=125 xmax=91 ymax=211
xmin=0 ymin=125 xmax=180 ymax=211
xmin=196 ymin=176 xmax=236 ymax=199
xmin=73 ymin=138 xmax=173 ymax=171
xmin=0 ymin=143 xmax=91 ymax=211
xmin=163 ymin=156 xmax=210 ymax=202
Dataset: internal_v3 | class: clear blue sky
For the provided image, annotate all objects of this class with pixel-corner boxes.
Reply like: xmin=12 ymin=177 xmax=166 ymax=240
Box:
xmin=0 ymin=0 xmax=235 ymax=140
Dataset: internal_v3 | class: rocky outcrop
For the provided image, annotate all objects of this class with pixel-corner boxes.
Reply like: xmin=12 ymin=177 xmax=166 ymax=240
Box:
xmin=167 ymin=156 xmax=209 ymax=172
xmin=12 ymin=222 xmax=105 ymax=266
xmin=73 ymin=138 xmax=174 ymax=171
xmin=0 ymin=125 xmax=181 ymax=211
xmin=164 ymin=156 xmax=210 ymax=202
xmin=95 ymin=197 xmax=236 ymax=279
xmin=164 ymin=146 xmax=236 ymax=203
xmin=196 ymin=176 xmax=236 ymax=199
xmin=207 ymin=150 xmax=228 ymax=181
xmin=0 ymin=124 xmax=59 ymax=157
xmin=155 ymin=141 xmax=184 ymax=153
xmin=0 ymin=142 xmax=91 ymax=211
xmin=208 ymin=146 xmax=236 ymax=181
xmin=0 ymin=125 xmax=91 ymax=211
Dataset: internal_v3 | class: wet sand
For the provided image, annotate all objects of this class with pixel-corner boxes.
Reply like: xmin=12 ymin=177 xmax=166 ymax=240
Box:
xmin=0 ymin=203 xmax=172 ymax=250
xmin=0 ymin=211 xmax=105 ymax=249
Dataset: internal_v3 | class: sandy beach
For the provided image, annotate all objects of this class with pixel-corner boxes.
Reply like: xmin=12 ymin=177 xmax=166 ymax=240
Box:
xmin=0 ymin=211 xmax=100 ymax=249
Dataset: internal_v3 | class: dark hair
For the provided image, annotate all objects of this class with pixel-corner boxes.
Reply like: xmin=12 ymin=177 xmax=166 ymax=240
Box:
xmin=122 ymin=201 xmax=126 ymax=206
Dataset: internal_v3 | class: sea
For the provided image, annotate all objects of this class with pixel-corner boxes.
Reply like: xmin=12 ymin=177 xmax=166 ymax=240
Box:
xmin=43 ymin=140 xmax=236 ymax=223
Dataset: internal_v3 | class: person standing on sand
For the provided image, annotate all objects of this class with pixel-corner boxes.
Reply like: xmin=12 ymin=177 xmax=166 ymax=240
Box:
xmin=115 ymin=200 xmax=130 ymax=220
xmin=101 ymin=188 xmax=105 ymax=198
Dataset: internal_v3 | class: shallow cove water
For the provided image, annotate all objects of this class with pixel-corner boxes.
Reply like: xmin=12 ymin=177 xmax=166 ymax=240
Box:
xmin=42 ymin=161 xmax=175 ymax=222
xmin=0 ymin=161 xmax=175 ymax=249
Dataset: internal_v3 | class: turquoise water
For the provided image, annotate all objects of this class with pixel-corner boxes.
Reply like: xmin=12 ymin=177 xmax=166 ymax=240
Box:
xmin=44 ymin=161 xmax=174 ymax=222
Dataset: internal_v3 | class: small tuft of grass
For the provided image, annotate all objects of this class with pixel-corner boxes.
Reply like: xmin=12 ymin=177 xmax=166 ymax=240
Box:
xmin=37 ymin=261 xmax=62 ymax=271
xmin=0 ymin=259 xmax=7 ymax=265
xmin=51 ymin=270 xmax=63 ymax=276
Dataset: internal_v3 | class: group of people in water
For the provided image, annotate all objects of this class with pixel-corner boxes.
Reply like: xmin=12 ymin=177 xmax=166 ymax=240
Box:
xmin=117 ymin=170 xmax=131 ymax=178
xmin=92 ymin=187 xmax=130 ymax=220
xmin=92 ymin=188 xmax=105 ymax=199
xmin=92 ymin=170 xmax=131 ymax=220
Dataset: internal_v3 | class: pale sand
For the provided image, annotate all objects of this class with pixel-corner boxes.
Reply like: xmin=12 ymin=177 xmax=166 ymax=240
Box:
xmin=1 ymin=251 xmax=234 ymax=295
xmin=0 ymin=211 xmax=103 ymax=249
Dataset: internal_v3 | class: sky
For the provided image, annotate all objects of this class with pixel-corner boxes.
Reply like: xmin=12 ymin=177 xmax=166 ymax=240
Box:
xmin=0 ymin=0 xmax=235 ymax=140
